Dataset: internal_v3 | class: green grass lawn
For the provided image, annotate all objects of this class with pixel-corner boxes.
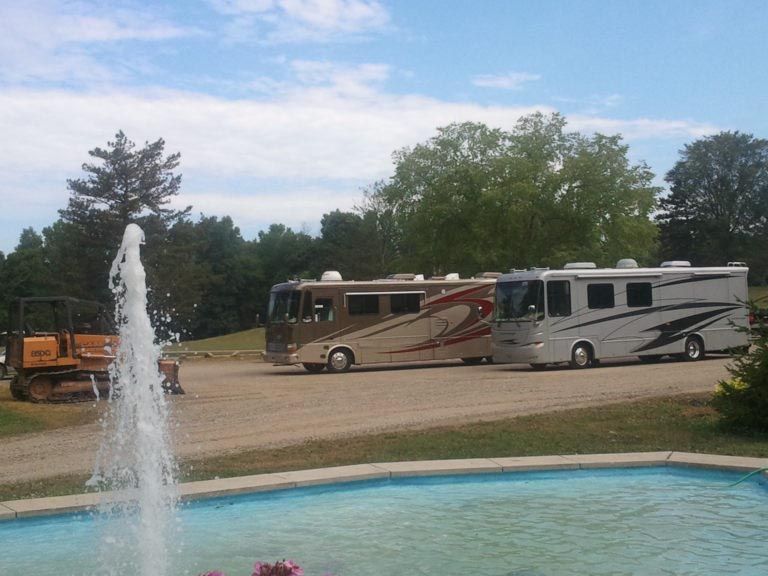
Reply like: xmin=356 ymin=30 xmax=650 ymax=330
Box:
xmin=2 ymin=392 xmax=767 ymax=501
xmin=0 ymin=386 xmax=98 ymax=438
xmin=165 ymin=327 xmax=265 ymax=352
xmin=0 ymin=405 xmax=42 ymax=437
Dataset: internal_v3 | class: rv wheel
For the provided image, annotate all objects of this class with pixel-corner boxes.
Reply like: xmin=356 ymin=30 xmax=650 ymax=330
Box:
xmin=683 ymin=336 xmax=705 ymax=361
xmin=570 ymin=343 xmax=594 ymax=369
xmin=327 ymin=349 xmax=353 ymax=372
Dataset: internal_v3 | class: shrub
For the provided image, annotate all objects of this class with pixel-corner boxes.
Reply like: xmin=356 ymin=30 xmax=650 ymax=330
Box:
xmin=712 ymin=306 xmax=768 ymax=432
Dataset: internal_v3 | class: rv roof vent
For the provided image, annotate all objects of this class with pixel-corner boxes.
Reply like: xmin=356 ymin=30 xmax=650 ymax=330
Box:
xmin=660 ymin=261 xmax=691 ymax=268
xmin=320 ymin=270 xmax=343 ymax=282
xmin=727 ymin=261 xmax=748 ymax=267
xmin=444 ymin=272 xmax=460 ymax=280
xmin=564 ymin=262 xmax=597 ymax=270
xmin=616 ymin=258 xmax=639 ymax=269
xmin=414 ymin=274 xmax=425 ymax=281
xmin=389 ymin=273 xmax=416 ymax=280
xmin=475 ymin=272 xmax=501 ymax=279
xmin=509 ymin=268 xmax=527 ymax=273
xmin=530 ymin=267 xmax=550 ymax=271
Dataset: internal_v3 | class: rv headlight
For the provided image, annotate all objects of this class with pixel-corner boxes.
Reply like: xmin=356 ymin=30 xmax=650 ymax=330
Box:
xmin=286 ymin=343 xmax=298 ymax=352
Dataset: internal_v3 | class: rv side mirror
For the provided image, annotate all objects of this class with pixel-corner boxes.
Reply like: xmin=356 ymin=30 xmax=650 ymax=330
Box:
xmin=527 ymin=304 xmax=537 ymax=317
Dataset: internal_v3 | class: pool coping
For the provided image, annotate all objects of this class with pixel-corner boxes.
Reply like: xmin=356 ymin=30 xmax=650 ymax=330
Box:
xmin=1 ymin=451 xmax=767 ymax=521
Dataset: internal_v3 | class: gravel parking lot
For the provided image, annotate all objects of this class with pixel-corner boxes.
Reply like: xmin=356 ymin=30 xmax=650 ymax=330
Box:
xmin=0 ymin=356 xmax=732 ymax=484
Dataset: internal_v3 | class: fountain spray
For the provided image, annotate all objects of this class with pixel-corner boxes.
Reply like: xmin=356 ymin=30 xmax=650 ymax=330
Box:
xmin=90 ymin=224 xmax=179 ymax=576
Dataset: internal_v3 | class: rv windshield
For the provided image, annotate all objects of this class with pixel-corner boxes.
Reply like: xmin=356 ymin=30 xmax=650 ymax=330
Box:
xmin=495 ymin=280 xmax=544 ymax=322
xmin=267 ymin=290 xmax=301 ymax=324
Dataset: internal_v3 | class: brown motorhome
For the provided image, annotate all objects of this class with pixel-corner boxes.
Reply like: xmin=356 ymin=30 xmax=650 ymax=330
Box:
xmin=263 ymin=272 xmax=499 ymax=372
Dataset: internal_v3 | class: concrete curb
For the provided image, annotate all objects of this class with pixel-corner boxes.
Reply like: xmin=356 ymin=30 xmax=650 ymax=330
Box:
xmin=2 ymin=452 xmax=766 ymax=521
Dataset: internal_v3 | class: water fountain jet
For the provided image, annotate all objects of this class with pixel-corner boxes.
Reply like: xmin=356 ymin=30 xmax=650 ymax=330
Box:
xmin=88 ymin=223 xmax=179 ymax=576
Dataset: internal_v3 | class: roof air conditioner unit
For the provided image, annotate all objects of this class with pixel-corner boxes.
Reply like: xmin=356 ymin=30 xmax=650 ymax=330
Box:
xmin=616 ymin=258 xmax=639 ymax=269
xmin=445 ymin=273 xmax=460 ymax=280
xmin=320 ymin=270 xmax=343 ymax=281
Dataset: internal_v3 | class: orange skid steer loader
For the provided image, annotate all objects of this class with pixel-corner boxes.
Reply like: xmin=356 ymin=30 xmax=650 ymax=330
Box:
xmin=7 ymin=297 xmax=183 ymax=403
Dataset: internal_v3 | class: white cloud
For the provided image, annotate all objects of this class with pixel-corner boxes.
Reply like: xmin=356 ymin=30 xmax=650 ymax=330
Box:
xmin=0 ymin=86 xmax=551 ymax=182
xmin=172 ymin=188 xmax=362 ymax=234
xmin=569 ymin=115 xmax=717 ymax=140
xmin=472 ymin=72 xmax=541 ymax=90
xmin=209 ymin=0 xmax=390 ymax=43
xmin=0 ymin=62 xmax=720 ymax=251
xmin=0 ymin=1 xmax=198 ymax=84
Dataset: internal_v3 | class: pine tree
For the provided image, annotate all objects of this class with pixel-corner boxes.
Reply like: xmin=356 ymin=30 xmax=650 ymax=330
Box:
xmin=51 ymin=131 xmax=190 ymax=303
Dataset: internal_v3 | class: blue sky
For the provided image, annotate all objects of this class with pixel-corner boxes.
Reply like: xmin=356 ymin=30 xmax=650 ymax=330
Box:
xmin=1 ymin=0 xmax=766 ymax=253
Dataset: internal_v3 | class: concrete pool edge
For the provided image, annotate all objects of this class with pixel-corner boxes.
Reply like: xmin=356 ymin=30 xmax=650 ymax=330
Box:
xmin=2 ymin=451 xmax=767 ymax=521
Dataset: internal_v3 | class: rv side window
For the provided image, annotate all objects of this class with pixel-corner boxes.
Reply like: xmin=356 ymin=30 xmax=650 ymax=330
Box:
xmin=627 ymin=283 xmax=652 ymax=307
xmin=587 ymin=284 xmax=615 ymax=309
xmin=315 ymin=298 xmax=334 ymax=321
xmin=348 ymin=294 xmax=379 ymax=315
xmin=546 ymin=281 xmax=571 ymax=317
xmin=390 ymin=293 xmax=420 ymax=314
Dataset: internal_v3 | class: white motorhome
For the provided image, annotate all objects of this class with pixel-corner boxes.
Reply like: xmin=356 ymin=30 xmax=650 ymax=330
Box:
xmin=491 ymin=260 xmax=750 ymax=369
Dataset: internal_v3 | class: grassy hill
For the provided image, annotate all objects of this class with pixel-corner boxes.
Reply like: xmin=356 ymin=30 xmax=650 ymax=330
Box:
xmin=165 ymin=327 xmax=265 ymax=352
xmin=749 ymin=285 xmax=768 ymax=304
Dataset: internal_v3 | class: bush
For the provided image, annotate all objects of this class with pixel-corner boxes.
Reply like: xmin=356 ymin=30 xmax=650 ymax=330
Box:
xmin=713 ymin=307 xmax=768 ymax=432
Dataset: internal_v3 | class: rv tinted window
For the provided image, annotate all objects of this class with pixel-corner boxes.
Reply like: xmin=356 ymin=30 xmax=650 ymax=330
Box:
xmin=546 ymin=280 xmax=571 ymax=317
xmin=390 ymin=293 xmax=420 ymax=314
xmin=495 ymin=280 xmax=544 ymax=321
xmin=301 ymin=291 xmax=313 ymax=322
xmin=587 ymin=284 xmax=615 ymax=309
xmin=348 ymin=294 xmax=379 ymax=315
xmin=627 ymin=283 xmax=652 ymax=307
xmin=267 ymin=290 xmax=301 ymax=324
xmin=315 ymin=298 xmax=334 ymax=321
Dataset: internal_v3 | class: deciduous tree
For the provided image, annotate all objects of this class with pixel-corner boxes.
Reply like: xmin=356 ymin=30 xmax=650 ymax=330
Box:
xmin=367 ymin=113 xmax=659 ymax=275
xmin=657 ymin=131 xmax=768 ymax=282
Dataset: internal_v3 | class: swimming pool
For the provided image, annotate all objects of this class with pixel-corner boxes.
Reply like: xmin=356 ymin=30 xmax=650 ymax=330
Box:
xmin=1 ymin=466 xmax=767 ymax=576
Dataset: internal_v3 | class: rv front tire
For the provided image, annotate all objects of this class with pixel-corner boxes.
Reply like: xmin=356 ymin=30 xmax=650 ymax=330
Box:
xmin=327 ymin=349 xmax=353 ymax=372
xmin=570 ymin=343 xmax=594 ymax=369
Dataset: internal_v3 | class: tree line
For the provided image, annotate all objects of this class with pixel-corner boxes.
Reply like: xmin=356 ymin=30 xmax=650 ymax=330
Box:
xmin=1 ymin=113 xmax=766 ymax=341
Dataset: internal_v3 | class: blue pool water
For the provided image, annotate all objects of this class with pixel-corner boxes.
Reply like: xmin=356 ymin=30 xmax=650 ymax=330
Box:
xmin=1 ymin=467 xmax=767 ymax=576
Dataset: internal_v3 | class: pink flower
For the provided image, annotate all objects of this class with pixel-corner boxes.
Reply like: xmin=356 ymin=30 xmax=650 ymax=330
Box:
xmin=252 ymin=559 xmax=304 ymax=576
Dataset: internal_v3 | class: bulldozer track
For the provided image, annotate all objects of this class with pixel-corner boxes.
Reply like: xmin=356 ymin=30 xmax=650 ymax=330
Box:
xmin=11 ymin=369 xmax=111 ymax=403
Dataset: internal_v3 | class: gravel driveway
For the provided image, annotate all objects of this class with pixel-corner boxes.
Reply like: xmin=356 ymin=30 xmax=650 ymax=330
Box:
xmin=0 ymin=356 xmax=731 ymax=485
